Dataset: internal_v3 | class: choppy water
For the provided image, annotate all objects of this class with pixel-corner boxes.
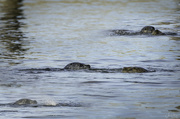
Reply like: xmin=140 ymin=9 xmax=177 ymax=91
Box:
xmin=0 ymin=0 xmax=180 ymax=119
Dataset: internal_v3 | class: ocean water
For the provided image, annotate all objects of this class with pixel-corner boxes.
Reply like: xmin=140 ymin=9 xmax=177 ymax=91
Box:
xmin=0 ymin=0 xmax=180 ymax=119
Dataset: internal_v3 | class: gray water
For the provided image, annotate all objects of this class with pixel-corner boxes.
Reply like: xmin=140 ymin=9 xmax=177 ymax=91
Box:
xmin=0 ymin=0 xmax=180 ymax=119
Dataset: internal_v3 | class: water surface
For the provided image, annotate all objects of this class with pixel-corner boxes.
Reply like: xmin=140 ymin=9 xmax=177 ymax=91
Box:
xmin=0 ymin=0 xmax=180 ymax=119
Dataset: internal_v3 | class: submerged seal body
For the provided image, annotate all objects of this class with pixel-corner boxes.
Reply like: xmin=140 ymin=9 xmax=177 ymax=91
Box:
xmin=110 ymin=29 xmax=135 ymax=35
xmin=64 ymin=62 xmax=91 ymax=70
xmin=151 ymin=29 xmax=165 ymax=35
xmin=110 ymin=26 xmax=176 ymax=36
xmin=63 ymin=62 xmax=150 ymax=73
xmin=13 ymin=99 xmax=37 ymax=105
xmin=122 ymin=67 xmax=148 ymax=73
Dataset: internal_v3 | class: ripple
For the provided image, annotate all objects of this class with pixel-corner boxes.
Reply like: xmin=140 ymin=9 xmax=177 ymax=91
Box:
xmin=0 ymin=83 xmax=22 ymax=87
xmin=81 ymin=81 xmax=110 ymax=84
xmin=83 ymin=94 xmax=117 ymax=98
xmin=23 ymin=115 xmax=73 ymax=118
xmin=0 ymin=102 xmax=87 ymax=108
xmin=0 ymin=110 xmax=18 ymax=112
xmin=124 ymin=80 xmax=162 ymax=84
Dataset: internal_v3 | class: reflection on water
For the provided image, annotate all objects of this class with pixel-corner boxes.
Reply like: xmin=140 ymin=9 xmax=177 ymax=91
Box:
xmin=0 ymin=0 xmax=180 ymax=119
xmin=0 ymin=0 xmax=28 ymax=60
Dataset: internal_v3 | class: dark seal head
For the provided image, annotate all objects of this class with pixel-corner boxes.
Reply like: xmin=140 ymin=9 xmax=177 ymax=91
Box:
xmin=140 ymin=26 xmax=155 ymax=34
xmin=13 ymin=99 xmax=37 ymax=105
xmin=122 ymin=67 xmax=148 ymax=73
xmin=64 ymin=62 xmax=91 ymax=70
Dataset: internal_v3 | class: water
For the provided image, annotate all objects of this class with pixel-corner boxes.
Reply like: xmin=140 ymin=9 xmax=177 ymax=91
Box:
xmin=0 ymin=0 xmax=180 ymax=118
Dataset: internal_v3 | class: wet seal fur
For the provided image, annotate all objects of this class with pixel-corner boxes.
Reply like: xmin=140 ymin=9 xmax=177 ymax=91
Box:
xmin=7 ymin=98 xmax=86 ymax=107
xmin=110 ymin=26 xmax=177 ymax=36
xmin=122 ymin=67 xmax=148 ymax=73
xmin=140 ymin=26 xmax=165 ymax=35
xmin=20 ymin=62 xmax=152 ymax=73
xmin=64 ymin=62 xmax=91 ymax=70
xmin=64 ymin=62 xmax=149 ymax=73
xmin=13 ymin=99 xmax=37 ymax=105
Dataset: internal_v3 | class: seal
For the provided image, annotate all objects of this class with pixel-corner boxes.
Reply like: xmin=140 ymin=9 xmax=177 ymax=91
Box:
xmin=110 ymin=26 xmax=176 ymax=36
xmin=140 ymin=26 xmax=155 ymax=34
xmin=13 ymin=99 xmax=37 ymax=105
xmin=64 ymin=62 xmax=91 ymax=70
xmin=122 ymin=67 xmax=148 ymax=73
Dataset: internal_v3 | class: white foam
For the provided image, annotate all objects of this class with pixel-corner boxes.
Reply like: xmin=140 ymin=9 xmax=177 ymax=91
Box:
xmin=44 ymin=99 xmax=57 ymax=106
xmin=39 ymin=96 xmax=57 ymax=106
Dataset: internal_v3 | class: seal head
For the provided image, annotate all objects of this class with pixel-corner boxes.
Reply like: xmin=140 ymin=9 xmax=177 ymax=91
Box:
xmin=64 ymin=62 xmax=91 ymax=70
xmin=140 ymin=26 xmax=155 ymax=34
xmin=13 ymin=99 xmax=37 ymax=105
